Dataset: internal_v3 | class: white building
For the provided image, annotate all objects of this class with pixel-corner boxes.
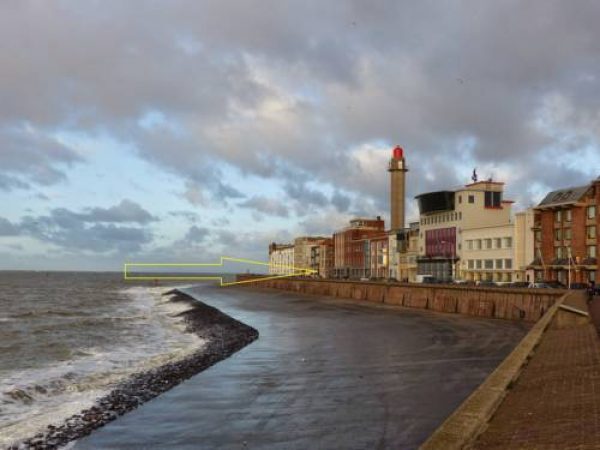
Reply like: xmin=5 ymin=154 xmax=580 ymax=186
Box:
xmin=459 ymin=209 xmax=535 ymax=283
xmin=268 ymin=243 xmax=295 ymax=275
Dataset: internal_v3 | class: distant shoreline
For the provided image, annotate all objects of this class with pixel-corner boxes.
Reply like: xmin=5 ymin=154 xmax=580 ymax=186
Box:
xmin=12 ymin=290 xmax=259 ymax=450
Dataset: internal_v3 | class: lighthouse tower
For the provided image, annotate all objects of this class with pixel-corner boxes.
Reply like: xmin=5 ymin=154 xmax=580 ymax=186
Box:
xmin=388 ymin=145 xmax=408 ymax=231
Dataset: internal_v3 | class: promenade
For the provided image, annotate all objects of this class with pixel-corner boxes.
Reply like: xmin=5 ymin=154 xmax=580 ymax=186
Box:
xmin=474 ymin=297 xmax=600 ymax=449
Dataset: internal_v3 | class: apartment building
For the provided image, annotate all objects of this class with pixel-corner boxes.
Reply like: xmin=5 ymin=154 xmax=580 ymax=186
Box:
xmin=333 ymin=217 xmax=385 ymax=279
xmin=294 ymin=236 xmax=328 ymax=274
xmin=460 ymin=224 xmax=515 ymax=282
xmin=530 ymin=179 xmax=600 ymax=284
xmin=268 ymin=243 xmax=295 ymax=275
xmin=310 ymin=238 xmax=334 ymax=278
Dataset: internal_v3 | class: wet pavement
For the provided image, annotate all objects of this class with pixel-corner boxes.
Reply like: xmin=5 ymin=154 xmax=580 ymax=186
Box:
xmin=75 ymin=285 xmax=529 ymax=450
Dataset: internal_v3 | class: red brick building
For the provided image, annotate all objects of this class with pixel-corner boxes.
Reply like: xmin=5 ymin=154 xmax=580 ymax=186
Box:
xmin=333 ymin=217 xmax=385 ymax=279
xmin=531 ymin=178 xmax=600 ymax=285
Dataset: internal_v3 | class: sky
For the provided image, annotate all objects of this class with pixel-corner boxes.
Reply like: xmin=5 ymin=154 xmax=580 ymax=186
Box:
xmin=2 ymin=0 xmax=600 ymax=271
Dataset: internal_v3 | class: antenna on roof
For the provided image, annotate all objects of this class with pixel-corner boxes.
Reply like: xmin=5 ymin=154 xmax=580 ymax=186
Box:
xmin=471 ymin=168 xmax=478 ymax=183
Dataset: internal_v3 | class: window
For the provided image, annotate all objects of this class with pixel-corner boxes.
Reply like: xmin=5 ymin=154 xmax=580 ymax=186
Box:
xmin=555 ymin=247 xmax=564 ymax=259
xmin=588 ymin=245 xmax=597 ymax=258
xmin=484 ymin=191 xmax=502 ymax=208
xmin=555 ymin=210 xmax=562 ymax=222
xmin=484 ymin=239 xmax=492 ymax=249
xmin=555 ymin=229 xmax=562 ymax=241
xmin=504 ymin=237 xmax=513 ymax=248
xmin=467 ymin=240 xmax=473 ymax=250
xmin=468 ymin=260 xmax=474 ymax=269
xmin=590 ymin=271 xmax=597 ymax=282
xmin=475 ymin=239 xmax=482 ymax=250
xmin=564 ymin=228 xmax=572 ymax=240
xmin=535 ymin=231 xmax=542 ymax=242
xmin=484 ymin=260 xmax=493 ymax=269
xmin=505 ymin=259 xmax=513 ymax=269
xmin=588 ymin=225 xmax=597 ymax=239
xmin=494 ymin=238 xmax=502 ymax=249
xmin=468 ymin=195 xmax=475 ymax=204
xmin=565 ymin=209 xmax=572 ymax=222
xmin=495 ymin=259 xmax=503 ymax=269
xmin=476 ymin=260 xmax=482 ymax=269
xmin=588 ymin=205 xmax=596 ymax=220
xmin=459 ymin=195 xmax=462 ymax=204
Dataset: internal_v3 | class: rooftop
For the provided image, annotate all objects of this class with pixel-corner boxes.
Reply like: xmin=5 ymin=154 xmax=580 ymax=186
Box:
xmin=537 ymin=184 xmax=590 ymax=208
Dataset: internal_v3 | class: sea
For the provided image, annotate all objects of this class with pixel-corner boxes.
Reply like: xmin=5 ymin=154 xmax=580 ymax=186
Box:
xmin=0 ymin=271 xmax=219 ymax=447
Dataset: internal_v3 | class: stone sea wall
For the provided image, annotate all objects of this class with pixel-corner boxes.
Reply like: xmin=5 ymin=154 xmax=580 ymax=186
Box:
xmin=240 ymin=277 xmax=565 ymax=322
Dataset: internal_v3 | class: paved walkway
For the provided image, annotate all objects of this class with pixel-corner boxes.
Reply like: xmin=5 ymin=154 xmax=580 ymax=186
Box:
xmin=74 ymin=285 xmax=528 ymax=450
xmin=474 ymin=320 xmax=600 ymax=449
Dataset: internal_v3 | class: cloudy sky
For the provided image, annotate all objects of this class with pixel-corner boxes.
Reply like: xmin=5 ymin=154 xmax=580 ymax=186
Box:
xmin=2 ymin=0 xmax=600 ymax=271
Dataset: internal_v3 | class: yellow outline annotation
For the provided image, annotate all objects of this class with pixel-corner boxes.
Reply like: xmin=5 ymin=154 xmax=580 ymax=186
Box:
xmin=123 ymin=256 xmax=317 ymax=287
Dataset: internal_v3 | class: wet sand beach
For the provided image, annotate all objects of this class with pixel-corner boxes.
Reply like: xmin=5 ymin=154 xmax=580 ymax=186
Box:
xmin=74 ymin=284 xmax=529 ymax=450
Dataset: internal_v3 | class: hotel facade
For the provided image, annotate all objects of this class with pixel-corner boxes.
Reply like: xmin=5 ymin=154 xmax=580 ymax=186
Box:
xmin=530 ymin=178 xmax=600 ymax=285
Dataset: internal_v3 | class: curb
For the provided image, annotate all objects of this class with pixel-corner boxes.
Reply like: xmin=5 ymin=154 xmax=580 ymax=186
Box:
xmin=419 ymin=292 xmax=572 ymax=450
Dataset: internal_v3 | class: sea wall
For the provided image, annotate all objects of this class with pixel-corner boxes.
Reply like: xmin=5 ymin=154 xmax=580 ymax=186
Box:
xmin=240 ymin=277 xmax=566 ymax=322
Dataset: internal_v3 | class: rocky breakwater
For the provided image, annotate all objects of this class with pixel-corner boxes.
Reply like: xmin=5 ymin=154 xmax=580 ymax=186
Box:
xmin=11 ymin=290 xmax=259 ymax=450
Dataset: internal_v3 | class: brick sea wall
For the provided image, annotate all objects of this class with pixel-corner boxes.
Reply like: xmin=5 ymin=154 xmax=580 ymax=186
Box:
xmin=240 ymin=277 xmax=566 ymax=322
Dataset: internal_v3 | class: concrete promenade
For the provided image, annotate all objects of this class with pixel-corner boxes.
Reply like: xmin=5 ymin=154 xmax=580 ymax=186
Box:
xmin=472 ymin=294 xmax=600 ymax=449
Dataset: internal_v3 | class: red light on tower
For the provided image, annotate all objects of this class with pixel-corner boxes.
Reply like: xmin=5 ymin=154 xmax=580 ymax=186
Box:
xmin=392 ymin=145 xmax=404 ymax=159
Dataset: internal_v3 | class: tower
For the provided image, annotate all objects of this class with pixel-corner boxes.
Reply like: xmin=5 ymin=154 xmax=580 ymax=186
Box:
xmin=389 ymin=145 xmax=408 ymax=231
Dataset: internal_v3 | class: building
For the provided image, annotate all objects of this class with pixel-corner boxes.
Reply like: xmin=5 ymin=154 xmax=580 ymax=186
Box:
xmin=394 ymin=221 xmax=419 ymax=282
xmin=529 ymin=179 xmax=600 ymax=285
xmin=514 ymin=209 xmax=536 ymax=283
xmin=333 ymin=217 xmax=385 ymax=279
xmin=460 ymin=224 xmax=516 ymax=283
xmin=416 ymin=180 xmax=515 ymax=281
xmin=294 ymin=236 xmax=328 ymax=274
xmin=268 ymin=243 xmax=295 ymax=275
xmin=310 ymin=238 xmax=334 ymax=278
xmin=368 ymin=234 xmax=389 ymax=279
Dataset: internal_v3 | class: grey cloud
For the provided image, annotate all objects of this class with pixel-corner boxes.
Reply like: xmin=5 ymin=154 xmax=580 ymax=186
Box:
xmin=0 ymin=126 xmax=83 ymax=190
xmin=239 ymin=195 xmax=289 ymax=217
xmin=18 ymin=202 xmax=154 ymax=252
xmin=169 ymin=210 xmax=202 ymax=223
xmin=85 ymin=200 xmax=156 ymax=224
xmin=185 ymin=225 xmax=210 ymax=243
xmin=3 ymin=0 xmax=600 ymax=220
xmin=211 ymin=216 xmax=230 ymax=226
xmin=284 ymin=181 xmax=328 ymax=207
xmin=331 ymin=190 xmax=351 ymax=212
xmin=0 ymin=217 xmax=19 ymax=236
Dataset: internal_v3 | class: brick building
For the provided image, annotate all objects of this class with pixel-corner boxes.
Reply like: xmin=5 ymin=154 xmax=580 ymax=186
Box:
xmin=530 ymin=178 xmax=600 ymax=285
xmin=333 ymin=217 xmax=385 ymax=279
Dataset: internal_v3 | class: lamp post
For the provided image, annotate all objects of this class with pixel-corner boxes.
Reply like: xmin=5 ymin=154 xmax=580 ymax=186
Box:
xmin=567 ymin=247 xmax=572 ymax=289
